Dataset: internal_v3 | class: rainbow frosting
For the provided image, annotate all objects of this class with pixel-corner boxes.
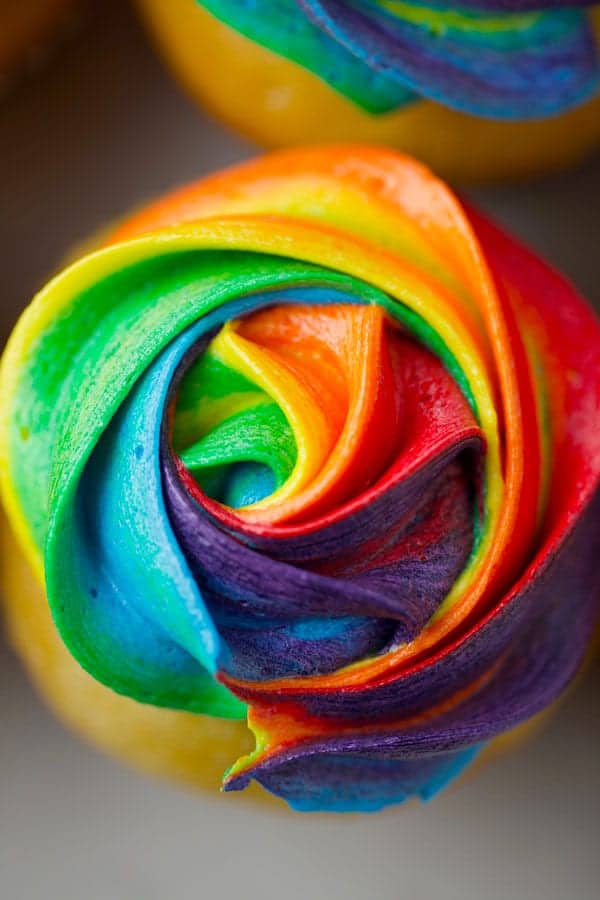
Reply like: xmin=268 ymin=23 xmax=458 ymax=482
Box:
xmin=2 ymin=147 xmax=600 ymax=812
xmin=194 ymin=1 xmax=600 ymax=118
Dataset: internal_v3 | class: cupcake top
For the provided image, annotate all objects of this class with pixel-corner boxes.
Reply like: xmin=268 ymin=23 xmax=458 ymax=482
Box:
xmin=2 ymin=147 xmax=599 ymax=812
xmin=196 ymin=0 xmax=600 ymax=117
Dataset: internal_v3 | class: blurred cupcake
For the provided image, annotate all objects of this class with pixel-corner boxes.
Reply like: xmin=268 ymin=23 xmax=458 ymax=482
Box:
xmin=135 ymin=0 xmax=600 ymax=181
xmin=2 ymin=147 xmax=599 ymax=811
xmin=0 ymin=0 xmax=78 ymax=91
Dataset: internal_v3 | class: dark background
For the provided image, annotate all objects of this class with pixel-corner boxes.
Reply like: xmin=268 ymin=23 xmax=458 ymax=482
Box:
xmin=1 ymin=2 xmax=599 ymax=898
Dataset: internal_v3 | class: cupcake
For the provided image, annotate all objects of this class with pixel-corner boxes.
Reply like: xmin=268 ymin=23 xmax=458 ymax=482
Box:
xmin=2 ymin=146 xmax=599 ymax=812
xmin=0 ymin=0 xmax=77 ymax=89
xmin=135 ymin=0 xmax=600 ymax=181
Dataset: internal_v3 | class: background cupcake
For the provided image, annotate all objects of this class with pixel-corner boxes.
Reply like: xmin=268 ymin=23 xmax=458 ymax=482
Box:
xmin=0 ymin=0 xmax=79 ymax=91
xmin=135 ymin=0 xmax=600 ymax=181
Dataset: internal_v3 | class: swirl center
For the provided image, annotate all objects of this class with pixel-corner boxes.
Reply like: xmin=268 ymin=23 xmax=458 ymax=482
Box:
xmin=159 ymin=302 xmax=484 ymax=680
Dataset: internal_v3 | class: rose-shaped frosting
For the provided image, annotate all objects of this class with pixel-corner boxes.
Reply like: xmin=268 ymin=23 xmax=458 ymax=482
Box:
xmin=195 ymin=0 xmax=600 ymax=117
xmin=2 ymin=147 xmax=599 ymax=812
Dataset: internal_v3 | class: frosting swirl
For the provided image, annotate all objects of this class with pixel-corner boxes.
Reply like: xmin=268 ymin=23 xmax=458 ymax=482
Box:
xmin=195 ymin=0 xmax=600 ymax=117
xmin=2 ymin=147 xmax=599 ymax=812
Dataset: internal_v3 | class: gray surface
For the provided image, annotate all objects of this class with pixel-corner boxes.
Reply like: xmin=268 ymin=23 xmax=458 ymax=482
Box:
xmin=1 ymin=2 xmax=599 ymax=898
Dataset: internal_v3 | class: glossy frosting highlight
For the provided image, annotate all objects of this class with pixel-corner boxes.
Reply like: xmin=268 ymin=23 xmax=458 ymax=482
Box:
xmin=2 ymin=147 xmax=599 ymax=812
xmin=196 ymin=0 xmax=600 ymax=118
